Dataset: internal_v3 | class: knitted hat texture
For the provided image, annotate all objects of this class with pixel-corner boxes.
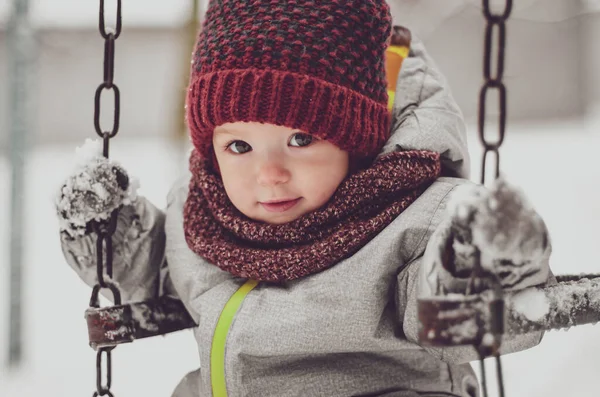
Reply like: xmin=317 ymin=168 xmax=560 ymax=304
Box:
xmin=186 ymin=0 xmax=392 ymax=159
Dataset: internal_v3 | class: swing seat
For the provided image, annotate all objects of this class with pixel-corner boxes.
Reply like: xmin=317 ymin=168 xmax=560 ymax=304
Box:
xmin=86 ymin=296 xmax=197 ymax=350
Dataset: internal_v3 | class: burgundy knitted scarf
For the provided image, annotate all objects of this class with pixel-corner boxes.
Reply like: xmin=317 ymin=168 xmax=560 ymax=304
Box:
xmin=183 ymin=149 xmax=441 ymax=283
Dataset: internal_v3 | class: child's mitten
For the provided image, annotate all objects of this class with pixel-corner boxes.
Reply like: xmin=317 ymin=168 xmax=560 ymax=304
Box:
xmin=421 ymin=179 xmax=551 ymax=297
xmin=55 ymin=139 xmax=138 ymax=238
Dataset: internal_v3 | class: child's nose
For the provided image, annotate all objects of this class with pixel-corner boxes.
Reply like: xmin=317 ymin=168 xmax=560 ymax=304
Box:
xmin=257 ymin=160 xmax=291 ymax=186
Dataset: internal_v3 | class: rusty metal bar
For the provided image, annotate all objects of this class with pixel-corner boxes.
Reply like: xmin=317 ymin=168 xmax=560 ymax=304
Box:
xmin=85 ymin=296 xmax=197 ymax=350
xmin=419 ymin=274 xmax=600 ymax=346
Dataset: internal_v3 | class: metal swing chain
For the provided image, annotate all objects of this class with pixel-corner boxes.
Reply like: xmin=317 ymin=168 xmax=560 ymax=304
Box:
xmin=479 ymin=0 xmax=511 ymax=186
xmin=477 ymin=0 xmax=512 ymax=396
xmin=89 ymin=1 xmax=122 ymax=396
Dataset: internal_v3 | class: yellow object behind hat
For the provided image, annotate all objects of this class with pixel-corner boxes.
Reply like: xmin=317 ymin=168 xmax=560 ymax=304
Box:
xmin=385 ymin=25 xmax=412 ymax=111
xmin=385 ymin=44 xmax=410 ymax=111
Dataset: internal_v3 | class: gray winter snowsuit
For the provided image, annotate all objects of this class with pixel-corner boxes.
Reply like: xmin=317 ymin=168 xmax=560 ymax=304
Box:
xmin=60 ymin=38 xmax=549 ymax=397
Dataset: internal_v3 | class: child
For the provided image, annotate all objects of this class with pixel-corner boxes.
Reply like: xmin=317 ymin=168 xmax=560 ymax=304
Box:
xmin=56 ymin=1 xmax=553 ymax=396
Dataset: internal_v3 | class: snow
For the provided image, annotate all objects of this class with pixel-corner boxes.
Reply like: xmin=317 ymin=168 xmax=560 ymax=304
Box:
xmin=446 ymin=183 xmax=486 ymax=222
xmin=547 ymin=278 xmax=600 ymax=327
xmin=481 ymin=333 xmax=496 ymax=347
xmin=131 ymin=303 xmax=162 ymax=333
xmin=2 ymin=120 xmax=600 ymax=396
xmin=55 ymin=139 xmax=139 ymax=237
xmin=447 ymin=317 xmax=479 ymax=344
xmin=511 ymin=288 xmax=551 ymax=322
xmin=446 ymin=175 xmax=551 ymax=291
xmin=74 ymin=138 xmax=103 ymax=167
xmin=450 ymin=178 xmax=546 ymax=264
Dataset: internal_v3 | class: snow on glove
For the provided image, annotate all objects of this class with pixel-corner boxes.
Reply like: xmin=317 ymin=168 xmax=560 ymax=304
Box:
xmin=420 ymin=178 xmax=551 ymax=297
xmin=55 ymin=139 xmax=139 ymax=238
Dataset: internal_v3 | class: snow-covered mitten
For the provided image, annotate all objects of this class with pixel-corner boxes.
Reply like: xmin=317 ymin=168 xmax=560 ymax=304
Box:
xmin=55 ymin=139 xmax=138 ymax=238
xmin=420 ymin=179 xmax=551 ymax=296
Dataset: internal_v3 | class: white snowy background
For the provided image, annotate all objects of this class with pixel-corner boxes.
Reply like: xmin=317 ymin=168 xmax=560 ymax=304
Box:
xmin=1 ymin=1 xmax=600 ymax=396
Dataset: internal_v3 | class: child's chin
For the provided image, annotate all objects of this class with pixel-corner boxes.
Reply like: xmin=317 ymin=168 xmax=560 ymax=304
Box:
xmin=261 ymin=214 xmax=300 ymax=225
xmin=257 ymin=210 xmax=304 ymax=225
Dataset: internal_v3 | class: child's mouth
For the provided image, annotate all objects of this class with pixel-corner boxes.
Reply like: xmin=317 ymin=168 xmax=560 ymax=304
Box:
xmin=260 ymin=198 xmax=301 ymax=213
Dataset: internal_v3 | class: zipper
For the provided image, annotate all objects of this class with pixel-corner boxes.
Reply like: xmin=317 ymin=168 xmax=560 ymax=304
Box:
xmin=211 ymin=279 xmax=259 ymax=397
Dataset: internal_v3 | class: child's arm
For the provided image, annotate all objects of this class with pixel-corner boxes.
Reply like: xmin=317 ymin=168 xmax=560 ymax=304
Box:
xmin=59 ymin=197 xmax=177 ymax=303
xmin=397 ymin=240 xmax=554 ymax=364
xmin=55 ymin=144 xmax=178 ymax=303
xmin=396 ymin=182 xmax=556 ymax=364
xmin=383 ymin=34 xmax=470 ymax=179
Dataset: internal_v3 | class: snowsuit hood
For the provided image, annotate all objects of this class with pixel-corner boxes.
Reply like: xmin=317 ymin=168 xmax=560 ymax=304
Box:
xmin=381 ymin=36 xmax=470 ymax=179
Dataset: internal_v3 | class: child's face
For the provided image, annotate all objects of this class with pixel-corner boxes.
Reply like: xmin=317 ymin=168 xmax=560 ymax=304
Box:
xmin=213 ymin=122 xmax=349 ymax=225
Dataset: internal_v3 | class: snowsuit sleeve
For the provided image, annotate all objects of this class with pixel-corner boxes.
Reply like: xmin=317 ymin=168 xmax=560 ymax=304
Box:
xmin=383 ymin=33 xmax=470 ymax=179
xmin=389 ymin=34 xmax=555 ymax=363
xmin=395 ymin=182 xmax=557 ymax=364
xmin=397 ymin=245 xmax=555 ymax=364
xmin=59 ymin=194 xmax=179 ymax=303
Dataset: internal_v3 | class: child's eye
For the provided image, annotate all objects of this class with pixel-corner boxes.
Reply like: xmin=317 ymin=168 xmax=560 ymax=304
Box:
xmin=227 ymin=140 xmax=252 ymax=154
xmin=289 ymin=133 xmax=314 ymax=147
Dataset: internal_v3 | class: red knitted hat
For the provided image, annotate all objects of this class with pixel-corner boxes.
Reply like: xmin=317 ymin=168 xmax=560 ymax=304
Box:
xmin=186 ymin=0 xmax=392 ymax=160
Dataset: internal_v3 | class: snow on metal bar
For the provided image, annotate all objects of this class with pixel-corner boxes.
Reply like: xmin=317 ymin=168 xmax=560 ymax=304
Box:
xmin=506 ymin=275 xmax=600 ymax=333
xmin=85 ymin=296 xmax=197 ymax=350
xmin=418 ymin=274 xmax=600 ymax=347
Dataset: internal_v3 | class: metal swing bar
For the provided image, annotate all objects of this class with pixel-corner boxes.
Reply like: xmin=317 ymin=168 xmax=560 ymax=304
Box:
xmin=86 ymin=296 xmax=196 ymax=349
xmin=419 ymin=274 xmax=600 ymax=346
xmin=85 ymin=272 xmax=600 ymax=350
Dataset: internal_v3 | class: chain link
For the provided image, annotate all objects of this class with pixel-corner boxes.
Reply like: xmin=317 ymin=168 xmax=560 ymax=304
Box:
xmin=90 ymin=1 xmax=122 ymax=396
xmin=477 ymin=1 xmax=512 ymax=396
xmin=94 ymin=347 xmax=115 ymax=396
xmin=478 ymin=0 xmax=512 ymax=186
xmin=94 ymin=0 xmax=121 ymax=139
